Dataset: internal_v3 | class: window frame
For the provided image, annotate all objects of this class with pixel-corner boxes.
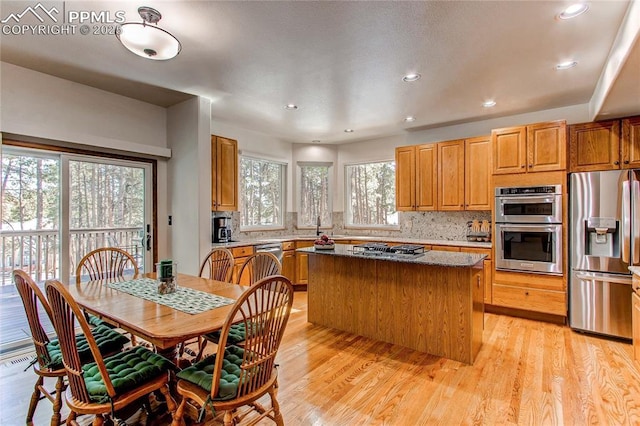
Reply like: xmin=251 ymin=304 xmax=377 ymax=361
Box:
xmin=238 ymin=154 xmax=287 ymax=231
xmin=296 ymin=161 xmax=333 ymax=230
xmin=344 ymin=159 xmax=399 ymax=230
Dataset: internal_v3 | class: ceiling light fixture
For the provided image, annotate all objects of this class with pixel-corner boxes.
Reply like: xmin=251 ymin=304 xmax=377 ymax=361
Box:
xmin=556 ymin=60 xmax=578 ymax=70
xmin=116 ymin=6 xmax=181 ymax=60
xmin=402 ymin=73 xmax=421 ymax=82
xmin=344 ymin=129 xmax=354 ymax=133
xmin=482 ymin=100 xmax=497 ymax=108
xmin=312 ymin=140 xmax=321 ymax=143
xmin=558 ymin=3 xmax=589 ymax=19
xmin=284 ymin=104 xmax=298 ymax=110
xmin=404 ymin=116 xmax=416 ymax=122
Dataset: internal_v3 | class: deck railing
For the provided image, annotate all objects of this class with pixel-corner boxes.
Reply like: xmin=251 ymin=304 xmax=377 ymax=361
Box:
xmin=1 ymin=227 xmax=143 ymax=285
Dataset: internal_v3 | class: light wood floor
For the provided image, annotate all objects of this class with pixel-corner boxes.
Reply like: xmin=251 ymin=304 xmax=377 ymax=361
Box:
xmin=3 ymin=291 xmax=640 ymax=425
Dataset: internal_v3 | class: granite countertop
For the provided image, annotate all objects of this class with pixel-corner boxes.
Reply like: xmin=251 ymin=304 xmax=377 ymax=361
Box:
xmin=630 ymin=266 xmax=640 ymax=276
xmin=212 ymin=235 xmax=492 ymax=250
xmin=297 ymin=244 xmax=486 ymax=267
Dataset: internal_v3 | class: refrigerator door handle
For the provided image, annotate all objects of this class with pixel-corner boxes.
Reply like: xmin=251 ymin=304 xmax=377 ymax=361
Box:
xmin=632 ymin=170 xmax=640 ymax=265
xmin=575 ymin=272 xmax=632 ymax=285
xmin=621 ymin=175 xmax=630 ymax=264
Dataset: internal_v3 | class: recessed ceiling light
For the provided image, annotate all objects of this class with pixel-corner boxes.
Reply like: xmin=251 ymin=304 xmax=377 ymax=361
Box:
xmin=482 ymin=100 xmax=496 ymax=108
xmin=402 ymin=73 xmax=421 ymax=82
xmin=558 ymin=3 xmax=589 ymax=19
xmin=344 ymin=129 xmax=354 ymax=133
xmin=284 ymin=104 xmax=298 ymax=110
xmin=404 ymin=116 xmax=416 ymax=122
xmin=556 ymin=61 xmax=578 ymax=70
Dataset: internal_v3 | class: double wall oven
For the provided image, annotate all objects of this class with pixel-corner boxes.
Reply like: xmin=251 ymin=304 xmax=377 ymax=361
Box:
xmin=494 ymin=185 xmax=563 ymax=275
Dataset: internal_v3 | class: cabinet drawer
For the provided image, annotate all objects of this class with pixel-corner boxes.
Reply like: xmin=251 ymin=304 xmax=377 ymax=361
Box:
xmin=431 ymin=245 xmax=460 ymax=252
xmin=282 ymin=241 xmax=295 ymax=251
xmin=464 ymin=247 xmax=491 ymax=260
xmin=493 ymin=284 xmax=566 ymax=316
xmin=231 ymin=246 xmax=254 ymax=258
xmin=296 ymin=240 xmax=314 ymax=249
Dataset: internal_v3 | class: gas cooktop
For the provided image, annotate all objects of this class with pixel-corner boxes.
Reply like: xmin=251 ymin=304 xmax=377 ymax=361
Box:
xmin=352 ymin=243 xmax=426 ymax=258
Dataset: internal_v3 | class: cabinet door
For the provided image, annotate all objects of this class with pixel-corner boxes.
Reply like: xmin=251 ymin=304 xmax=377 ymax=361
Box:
xmin=527 ymin=120 xmax=566 ymax=172
xmin=416 ymin=144 xmax=438 ymax=211
xmin=395 ymin=146 xmax=416 ymax=211
xmin=464 ymin=136 xmax=491 ymax=210
xmin=282 ymin=250 xmax=296 ymax=283
xmin=437 ymin=140 xmax=465 ymax=211
xmin=569 ymin=120 xmax=621 ymax=172
xmin=633 ymin=292 xmax=640 ymax=366
xmin=296 ymin=252 xmax=309 ymax=284
xmin=214 ymin=136 xmax=239 ymax=211
xmin=622 ymin=116 xmax=640 ymax=169
xmin=492 ymin=126 xmax=527 ymax=175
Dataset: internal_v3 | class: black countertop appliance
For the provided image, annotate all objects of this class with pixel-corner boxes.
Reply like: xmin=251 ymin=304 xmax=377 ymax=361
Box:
xmin=213 ymin=216 xmax=232 ymax=243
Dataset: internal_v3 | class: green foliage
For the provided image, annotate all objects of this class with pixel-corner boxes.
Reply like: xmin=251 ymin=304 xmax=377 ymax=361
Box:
xmin=346 ymin=161 xmax=397 ymax=226
xmin=299 ymin=165 xmax=331 ymax=227
xmin=239 ymin=157 xmax=284 ymax=227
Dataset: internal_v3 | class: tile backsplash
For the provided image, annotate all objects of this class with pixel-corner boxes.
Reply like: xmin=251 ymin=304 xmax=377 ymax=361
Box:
xmin=224 ymin=210 xmax=491 ymax=241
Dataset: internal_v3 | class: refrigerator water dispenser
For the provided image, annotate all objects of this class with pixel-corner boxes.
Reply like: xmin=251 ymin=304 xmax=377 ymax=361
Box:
xmin=585 ymin=218 xmax=619 ymax=257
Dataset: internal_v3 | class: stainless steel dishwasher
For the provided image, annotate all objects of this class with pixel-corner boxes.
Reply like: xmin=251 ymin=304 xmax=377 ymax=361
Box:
xmin=255 ymin=242 xmax=283 ymax=263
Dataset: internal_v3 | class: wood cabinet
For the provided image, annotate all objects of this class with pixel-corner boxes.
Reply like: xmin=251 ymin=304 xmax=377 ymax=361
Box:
xmin=281 ymin=241 xmax=296 ymax=285
xmin=437 ymin=140 xmax=465 ymax=211
xmin=492 ymin=269 xmax=565 ymax=316
xmin=230 ymin=245 xmax=254 ymax=284
xmin=395 ymin=144 xmax=437 ymax=211
xmin=465 ymin=136 xmax=492 ymax=210
xmin=396 ymin=135 xmax=491 ymax=212
xmin=295 ymin=240 xmax=314 ymax=286
xmin=633 ymin=274 xmax=640 ymax=367
xmin=492 ymin=120 xmax=566 ymax=175
xmin=569 ymin=116 xmax=640 ymax=172
xmin=465 ymin=247 xmax=492 ymax=305
xmin=211 ymin=135 xmax=238 ymax=211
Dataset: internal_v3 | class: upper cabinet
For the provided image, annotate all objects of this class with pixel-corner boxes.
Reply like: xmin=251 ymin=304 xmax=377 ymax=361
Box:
xmin=569 ymin=116 xmax=640 ymax=172
xmin=395 ymin=144 xmax=437 ymax=211
xmin=492 ymin=120 xmax=566 ymax=175
xmin=464 ymin=136 xmax=492 ymax=210
xmin=396 ymin=135 xmax=491 ymax=212
xmin=211 ymin=135 xmax=238 ymax=211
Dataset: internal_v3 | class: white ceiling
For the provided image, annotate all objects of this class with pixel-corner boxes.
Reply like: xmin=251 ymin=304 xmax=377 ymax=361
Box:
xmin=1 ymin=1 xmax=639 ymax=144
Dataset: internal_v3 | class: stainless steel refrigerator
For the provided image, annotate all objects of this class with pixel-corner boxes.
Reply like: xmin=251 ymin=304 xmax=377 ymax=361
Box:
xmin=569 ymin=169 xmax=640 ymax=339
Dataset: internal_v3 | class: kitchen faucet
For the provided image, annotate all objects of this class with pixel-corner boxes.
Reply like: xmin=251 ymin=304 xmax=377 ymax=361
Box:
xmin=316 ymin=216 xmax=321 ymax=236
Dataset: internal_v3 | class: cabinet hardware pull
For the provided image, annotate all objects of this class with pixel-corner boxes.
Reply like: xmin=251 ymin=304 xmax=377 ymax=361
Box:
xmin=624 ymin=160 xmax=629 ymax=164
xmin=524 ymin=291 xmax=529 ymax=296
xmin=614 ymin=161 xmax=620 ymax=165
xmin=521 ymin=165 xmax=525 ymax=168
xmin=529 ymin=164 xmax=533 ymax=167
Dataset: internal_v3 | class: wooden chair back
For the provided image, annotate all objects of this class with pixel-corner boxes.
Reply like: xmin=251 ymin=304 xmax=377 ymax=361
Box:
xmin=44 ymin=280 xmax=117 ymax=404
xmin=75 ymin=247 xmax=139 ymax=284
xmin=236 ymin=252 xmax=282 ymax=285
xmin=211 ymin=275 xmax=294 ymax=400
xmin=199 ymin=248 xmax=234 ymax=282
xmin=13 ymin=270 xmax=55 ymax=370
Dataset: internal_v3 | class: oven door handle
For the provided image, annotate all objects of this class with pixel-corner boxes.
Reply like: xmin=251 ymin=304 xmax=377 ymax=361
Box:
xmin=499 ymin=195 xmax=559 ymax=204
xmin=497 ymin=224 xmax=561 ymax=232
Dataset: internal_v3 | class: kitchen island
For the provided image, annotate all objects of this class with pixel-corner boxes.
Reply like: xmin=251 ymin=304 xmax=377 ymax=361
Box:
xmin=298 ymin=244 xmax=486 ymax=364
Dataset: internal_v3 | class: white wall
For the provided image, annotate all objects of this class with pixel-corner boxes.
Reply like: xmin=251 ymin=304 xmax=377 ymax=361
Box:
xmin=167 ymin=97 xmax=212 ymax=274
xmin=0 ymin=62 xmax=171 ymax=157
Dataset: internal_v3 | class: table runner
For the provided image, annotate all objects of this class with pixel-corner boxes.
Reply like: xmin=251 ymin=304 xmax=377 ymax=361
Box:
xmin=107 ymin=277 xmax=236 ymax=315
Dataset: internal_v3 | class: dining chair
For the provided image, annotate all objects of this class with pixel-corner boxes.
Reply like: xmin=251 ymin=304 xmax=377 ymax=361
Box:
xmin=235 ymin=251 xmax=282 ymax=285
xmin=199 ymin=247 xmax=235 ymax=282
xmin=44 ymin=279 xmax=178 ymax=426
xmin=13 ymin=270 xmax=130 ymax=426
xmin=75 ymin=247 xmax=139 ymax=342
xmin=178 ymin=248 xmax=235 ymax=362
xmin=194 ymin=251 xmax=283 ymax=361
xmin=172 ymin=275 xmax=294 ymax=426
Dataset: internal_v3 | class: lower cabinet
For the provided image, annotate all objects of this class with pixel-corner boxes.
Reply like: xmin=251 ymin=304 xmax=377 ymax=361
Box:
xmin=464 ymin=247 xmax=492 ymax=305
xmin=281 ymin=241 xmax=296 ymax=284
xmin=295 ymin=240 xmax=314 ymax=287
xmin=492 ymin=270 xmax=566 ymax=316
xmin=633 ymin=282 xmax=640 ymax=367
xmin=231 ymin=245 xmax=254 ymax=285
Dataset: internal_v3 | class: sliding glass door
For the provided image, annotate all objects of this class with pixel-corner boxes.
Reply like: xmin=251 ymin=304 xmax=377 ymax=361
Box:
xmin=1 ymin=145 xmax=153 ymax=353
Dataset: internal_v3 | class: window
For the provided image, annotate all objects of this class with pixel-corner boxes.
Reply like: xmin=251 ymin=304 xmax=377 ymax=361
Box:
xmin=239 ymin=156 xmax=285 ymax=229
xmin=298 ymin=163 xmax=332 ymax=228
xmin=345 ymin=161 xmax=397 ymax=227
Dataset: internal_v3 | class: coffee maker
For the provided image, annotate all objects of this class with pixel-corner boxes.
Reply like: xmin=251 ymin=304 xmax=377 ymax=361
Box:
xmin=213 ymin=216 xmax=232 ymax=243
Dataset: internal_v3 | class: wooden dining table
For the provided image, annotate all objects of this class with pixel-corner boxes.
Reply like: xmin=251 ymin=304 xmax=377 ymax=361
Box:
xmin=67 ymin=272 xmax=248 ymax=362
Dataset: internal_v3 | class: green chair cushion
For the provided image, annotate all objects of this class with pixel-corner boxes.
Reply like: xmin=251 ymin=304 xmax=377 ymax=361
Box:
xmin=204 ymin=323 xmax=246 ymax=346
xmin=82 ymin=345 xmax=176 ymax=402
xmin=176 ymin=345 xmax=245 ymax=401
xmin=87 ymin=314 xmax=115 ymax=329
xmin=45 ymin=325 xmax=129 ymax=370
